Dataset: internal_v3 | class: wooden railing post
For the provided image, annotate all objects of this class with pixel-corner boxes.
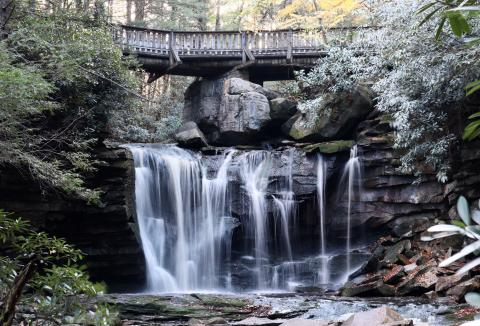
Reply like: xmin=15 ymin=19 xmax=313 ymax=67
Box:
xmin=287 ymin=29 xmax=293 ymax=63
xmin=169 ymin=31 xmax=181 ymax=65
xmin=241 ymin=32 xmax=246 ymax=63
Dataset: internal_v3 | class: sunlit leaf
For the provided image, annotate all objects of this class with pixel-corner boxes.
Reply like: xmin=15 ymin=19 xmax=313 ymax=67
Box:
xmin=439 ymin=240 xmax=480 ymax=267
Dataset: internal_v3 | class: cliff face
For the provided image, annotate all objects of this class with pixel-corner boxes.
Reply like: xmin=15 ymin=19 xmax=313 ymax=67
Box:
xmin=0 ymin=147 xmax=145 ymax=289
xmin=0 ymin=75 xmax=478 ymax=295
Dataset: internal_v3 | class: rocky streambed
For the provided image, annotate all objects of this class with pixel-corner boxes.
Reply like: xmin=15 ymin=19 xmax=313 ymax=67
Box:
xmin=92 ymin=293 xmax=475 ymax=325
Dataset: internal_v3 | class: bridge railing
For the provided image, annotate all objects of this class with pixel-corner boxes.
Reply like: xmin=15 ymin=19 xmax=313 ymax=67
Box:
xmin=115 ymin=25 xmax=359 ymax=60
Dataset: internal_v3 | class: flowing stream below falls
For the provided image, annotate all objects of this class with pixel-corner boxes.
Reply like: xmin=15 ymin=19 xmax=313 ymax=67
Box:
xmin=127 ymin=144 xmax=372 ymax=293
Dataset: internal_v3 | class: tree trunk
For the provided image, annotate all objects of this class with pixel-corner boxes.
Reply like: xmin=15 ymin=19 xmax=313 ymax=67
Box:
xmin=126 ymin=0 xmax=132 ymax=23
xmin=215 ymin=0 xmax=221 ymax=31
xmin=134 ymin=0 xmax=145 ymax=23
xmin=0 ymin=0 xmax=14 ymax=38
xmin=0 ymin=261 xmax=37 ymax=326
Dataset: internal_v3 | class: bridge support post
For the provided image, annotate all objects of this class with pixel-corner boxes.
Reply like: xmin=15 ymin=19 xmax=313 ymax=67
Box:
xmin=287 ymin=29 xmax=293 ymax=63
xmin=242 ymin=31 xmax=255 ymax=63
xmin=169 ymin=31 xmax=181 ymax=66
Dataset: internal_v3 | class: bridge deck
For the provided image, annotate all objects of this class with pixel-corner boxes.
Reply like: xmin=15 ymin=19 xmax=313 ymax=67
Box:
xmin=115 ymin=25 xmax=359 ymax=81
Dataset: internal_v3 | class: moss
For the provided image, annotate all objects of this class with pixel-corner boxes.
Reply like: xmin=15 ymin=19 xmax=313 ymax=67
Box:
xmin=303 ymin=140 xmax=354 ymax=154
xmin=193 ymin=295 xmax=248 ymax=308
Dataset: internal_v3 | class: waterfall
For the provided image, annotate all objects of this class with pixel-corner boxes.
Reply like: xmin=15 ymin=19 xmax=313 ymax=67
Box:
xmin=316 ymin=154 xmax=328 ymax=285
xmin=128 ymin=144 xmax=368 ymax=292
xmin=128 ymin=145 xmax=235 ymax=292
xmin=239 ymin=151 xmax=272 ymax=289
xmin=342 ymin=145 xmax=361 ymax=275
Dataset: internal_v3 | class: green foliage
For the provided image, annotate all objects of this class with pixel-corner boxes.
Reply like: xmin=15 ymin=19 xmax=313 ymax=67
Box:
xmin=0 ymin=4 xmax=140 ymax=203
xmin=418 ymin=0 xmax=480 ymax=141
xmin=0 ymin=210 xmax=117 ymax=325
xmin=423 ymin=196 xmax=480 ymax=278
xmin=32 ymin=266 xmax=105 ymax=297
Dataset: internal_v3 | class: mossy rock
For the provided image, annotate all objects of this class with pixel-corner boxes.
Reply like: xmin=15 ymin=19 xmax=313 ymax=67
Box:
xmin=303 ymin=140 xmax=354 ymax=154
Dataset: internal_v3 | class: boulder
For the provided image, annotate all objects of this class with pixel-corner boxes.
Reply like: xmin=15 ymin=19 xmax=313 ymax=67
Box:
xmin=218 ymin=91 xmax=271 ymax=144
xmin=435 ymin=274 xmax=470 ymax=293
xmin=396 ymin=262 xmax=439 ymax=296
xmin=341 ymin=277 xmax=395 ymax=297
xmin=233 ymin=317 xmax=286 ymax=326
xmin=383 ymin=265 xmax=405 ymax=284
xmin=280 ymin=319 xmax=330 ymax=326
xmin=184 ymin=77 xmax=281 ymax=145
xmin=446 ymin=276 xmax=480 ymax=301
xmin=270 ymin=97 xmax=298 ymax=121
xmin=382 ymin=240 xmax=411 ymax=265
xmin=174 ymin=121 xmax=208 ymax=148
xmin=206 ymin=317 xmax=228 ymax=325
xmin=227 ymin=78 xmax=279 ymax=99
xmin=303 ymin=140 xmax=354 ymax=154
xmin=342 ymin=307 xmax=406 ymax=326
xmin=282 ymin=85 xmax=374 ymax=141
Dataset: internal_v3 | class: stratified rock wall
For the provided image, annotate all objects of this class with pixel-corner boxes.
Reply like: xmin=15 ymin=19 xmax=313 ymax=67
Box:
xmin=0 ymin=147 xmax=145 ymax=288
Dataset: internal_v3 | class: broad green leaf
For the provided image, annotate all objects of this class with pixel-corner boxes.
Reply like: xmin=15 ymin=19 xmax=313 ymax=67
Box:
xmin=468 ymin=111 xmax=480 ymax=119
xmin=464 ymin=127 xmax=480 ymax=141
xmin=447 ymin=12 xmax=471 ymax=37
xmin=466 ymin=84 xmax=480 ymax=96
xmin=458 ymin=196 xmax=471 ymax=226
xmin=465 ymin=292 xmax=480 ymax=307
xmin=435 ymin=17 xmax=448 ymax=40
xmin=439 ymin=239 xmax=480 ymax=267
xmin=419 ymin=7 xmax=443 ymax=27
xmin=473 ymin=210 xmax=480 ymax=225
xmin=427 ymin=224 xmax=467 ymax=233
xmin=421 ymin=231 xmax=458 ymax=241
xmin=417 ymin=2 xmax=437 ymax=15
xmin=448 ymin=6 xmax=480 ymax=12
xmin=456 ymin=256 xmax=480 ymax=275
xmin=452 ymin=220 xmax=467 ymax=228
xmin=463 ymin=120 xmax=480 ymax=140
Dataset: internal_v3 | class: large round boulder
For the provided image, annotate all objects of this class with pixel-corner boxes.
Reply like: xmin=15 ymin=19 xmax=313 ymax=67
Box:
xmin=183 ymin=76 xmax=293 ymax=145
xmin=282 ymin=85 xmax=374 ymax=141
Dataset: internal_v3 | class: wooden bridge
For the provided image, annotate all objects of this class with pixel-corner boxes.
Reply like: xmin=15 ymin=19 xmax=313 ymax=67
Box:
xmin=115 ymin=25 xmax=361 ymax=82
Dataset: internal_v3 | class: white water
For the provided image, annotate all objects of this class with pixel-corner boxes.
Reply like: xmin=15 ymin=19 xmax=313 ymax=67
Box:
xmin=341 ymin=145 xmax=361 ymax=275
xmin=316 ymin=154 xmax=328 ymax=285
xmin=128 ymin=144 xmax=366 ymax=292
xmin=129 ymin=145 xmax=235 ymax=292
xmin=239 ymin=151 xmax=272 ymax=289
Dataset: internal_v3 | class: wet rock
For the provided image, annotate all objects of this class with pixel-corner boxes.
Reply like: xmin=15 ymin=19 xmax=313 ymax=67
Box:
xmin=218 ymin=91 xmax=271 ymax=144
xmin=342 ymin=306 xmax=406 ymax=326
xmin=341 ymin=277 xmax=394 ymax=297
xmin=303 ymin=140 xmax=354 ymax=154
xmin=446 ymin=276 xmax=480 ymax=301
xmin=382 ymin=240 xmax=411 ymax=265
xmin=184 ymin=77 xmax=280 ymax=145
xmin=423 ymin=291 xmax=438 ymax=300
xmin=175 ymin=121 xmax=208 ymax=148
xmin=396 ymin=262 xmax=439 ymax=296
xmin=270 ymin=97 xmax=298 ymax=121
xmin=383 ymin=265 xmax=405 ymax=284
xmin=282 ymin=85 xmax=374 ymax=141
xmin=206 ymin=317 xmax=228 ymax=324
xmin=280 ymin=319 xmax=330 ymax=326
xmin=436 ymin=274 xmax=470 ymax=293
xmin=228 ymin=78 xmax=278 ymax=100
xmin=233 ymin=317 xmax=286 ymax=326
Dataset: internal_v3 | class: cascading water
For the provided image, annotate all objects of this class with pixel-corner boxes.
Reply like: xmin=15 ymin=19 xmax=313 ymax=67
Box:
xmin=128 ymin=145 xmax=235 ymax=292
xmin=316 ymin=154 xmax=328 ymax=285
xmin=238 ymin=151 xmax=272 ymax=289
xmin=341 ymin=145 xmax=361 ymax=276
xmin=128 ymin=144 xmax=368 ymax=293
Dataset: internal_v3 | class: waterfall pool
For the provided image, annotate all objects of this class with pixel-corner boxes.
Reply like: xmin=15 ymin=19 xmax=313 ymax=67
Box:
xmin=98 ymin=292 xmax=469 ymax=325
